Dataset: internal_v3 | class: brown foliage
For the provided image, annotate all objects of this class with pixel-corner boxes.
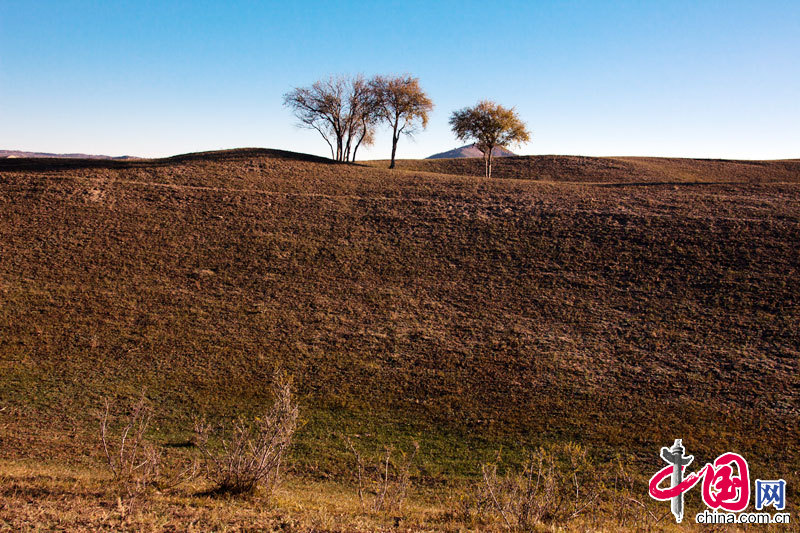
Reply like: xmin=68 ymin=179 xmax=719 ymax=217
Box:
xmin=449 ymin=100 xmax=531 ymax=177
xmin=371 ymin=75 xmax=433 ymax=168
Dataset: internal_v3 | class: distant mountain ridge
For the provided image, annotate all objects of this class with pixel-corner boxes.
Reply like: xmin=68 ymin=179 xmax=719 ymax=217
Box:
xmin=0 ymin=149 xmax=137 ymax=160
xmin=427 ymin=143 xmax=516 ymax=159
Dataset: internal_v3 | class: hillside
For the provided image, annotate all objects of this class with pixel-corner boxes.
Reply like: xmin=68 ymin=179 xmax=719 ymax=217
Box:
xmin=388 ymin=154 xmax=800 ymax=183
xmin=1 ymin=149 xmax=798 ymax=528
xmin=426 ymin=143 xmax=516 ymax=159
xmin=0 ymin=149 xmax=137 ymax=160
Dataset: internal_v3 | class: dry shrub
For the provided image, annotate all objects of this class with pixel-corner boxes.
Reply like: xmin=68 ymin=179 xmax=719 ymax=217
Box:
xmin=606 ymin=456 xmax=667 ymax=529
xmin=439 ymin=486 xmax=495 ymax=530
xmin=194 ymin=377 xmax=298 ymax=496
xmin=481 ymin=442 xmax=602 ymax=531
xmin=100 ymin=394 xmax=161 ymax=496
xmin=343 ymin=435 xmax=419 ymax=514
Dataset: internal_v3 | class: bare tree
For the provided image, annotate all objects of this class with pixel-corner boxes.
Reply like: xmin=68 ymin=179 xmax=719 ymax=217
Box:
xmin=283 ymin=75 xmax=378 ymax=162
xmin=345 ymin=76 xmax=380 ymax=162
xmin=449 ymin=100 xmax=530 ymax=178
xmin=371 ymin=75 xmax=433 ymax=169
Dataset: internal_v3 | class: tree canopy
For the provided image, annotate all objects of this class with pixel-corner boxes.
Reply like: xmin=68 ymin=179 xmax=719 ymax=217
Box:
xmin=283 ymin=76 xmax=378 ymax=162
xmin=449 ymin=100 xmax=530 ymax=178
xmin=371 ymin=75 xmax=433 ymax=168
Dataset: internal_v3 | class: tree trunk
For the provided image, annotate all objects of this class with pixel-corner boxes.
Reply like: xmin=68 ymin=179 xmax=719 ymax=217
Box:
xmin=389 ymin=121 xmax=398 ymax=169
xmin=344 ymin=130 xmax=353 ymax=162
xmin=487 ymin=147 xmax=493 ymax=179
xmin=353 ymin=126 xmax=366 ymax=162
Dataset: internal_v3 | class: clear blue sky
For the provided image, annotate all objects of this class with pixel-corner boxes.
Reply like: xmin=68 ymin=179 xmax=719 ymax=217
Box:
xmin=1 ymin=1 xmax=798 ymax=159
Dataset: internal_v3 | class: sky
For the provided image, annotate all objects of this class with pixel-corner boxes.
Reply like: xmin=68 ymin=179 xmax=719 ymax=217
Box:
xmin=1 ymin=1 xmax=798 ymax=160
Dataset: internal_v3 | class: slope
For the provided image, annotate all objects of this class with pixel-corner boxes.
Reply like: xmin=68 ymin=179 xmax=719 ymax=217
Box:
xmin=385 ymin=154 xmax=800 ymax=183
xmin=0 ymin=149 xmax=798 ymax=482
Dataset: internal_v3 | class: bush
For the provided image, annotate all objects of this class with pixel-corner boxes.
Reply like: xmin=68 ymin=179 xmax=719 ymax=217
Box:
xmin=194 ymin=377 xmax=298 ymax=496
xmin=99 ymin=393 xmax=161 ymax=496
xmin=343 ymin=435 xmax=419 ymax=514
xmin=481 ymin=443 xmax=602 ymax=530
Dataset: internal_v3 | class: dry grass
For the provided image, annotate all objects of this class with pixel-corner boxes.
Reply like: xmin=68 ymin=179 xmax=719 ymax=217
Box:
xmin=378 ymin=154 xmax=800 ymax=183
xmin=0 ymin=148 xmax=798 ymax=529
xmin=0 ymin=459 xmax=443 ymax=532
xmin=0 ymin=458 xmax=755 ymax=532
xmin=480 ymin=443 xmax=604 ymax=529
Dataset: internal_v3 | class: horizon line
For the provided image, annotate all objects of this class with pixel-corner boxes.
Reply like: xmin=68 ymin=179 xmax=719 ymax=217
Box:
xmin=2 ymin=146 xmax=798 ymax=163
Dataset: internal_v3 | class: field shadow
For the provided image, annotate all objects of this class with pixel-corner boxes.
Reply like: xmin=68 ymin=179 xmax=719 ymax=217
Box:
xmin=163 ymin=440 xmax=196 ymax=449
xmin=0 ymin=477 xmax=107 ymax=500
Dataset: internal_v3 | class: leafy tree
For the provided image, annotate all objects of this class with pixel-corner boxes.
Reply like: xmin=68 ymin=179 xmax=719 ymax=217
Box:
xmin=371 ymin=75 xmax=433 ymax=169
xmin=283 ymin=76 xmax=379 ymax=162
xmin=449 ymin=100 xmax=531 ymax=178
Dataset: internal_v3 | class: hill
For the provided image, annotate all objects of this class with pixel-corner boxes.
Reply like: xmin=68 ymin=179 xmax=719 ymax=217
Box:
xmin=0 ymin=149 xmax=137 ymax=160
xmin=427 ymin=143 xmax=516 ymax=159
xmin=1 ymin=149 xmax=798 ymax=529
xmin=390 ymin=154 xmax=800 ymax=183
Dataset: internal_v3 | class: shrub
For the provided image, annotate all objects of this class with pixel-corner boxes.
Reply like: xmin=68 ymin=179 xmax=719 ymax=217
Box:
xmin=194 ymin=377 xmax=298 ymax=496
xmin=605 ymin=456 xmax=666 ymax=529
xmin=99 ymin=393 xmax=161 ymax=496
xmin=481 ymin=443 xmax=602 ymax=530
xmin=343 ymin=435 xmax=419 ymax=514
